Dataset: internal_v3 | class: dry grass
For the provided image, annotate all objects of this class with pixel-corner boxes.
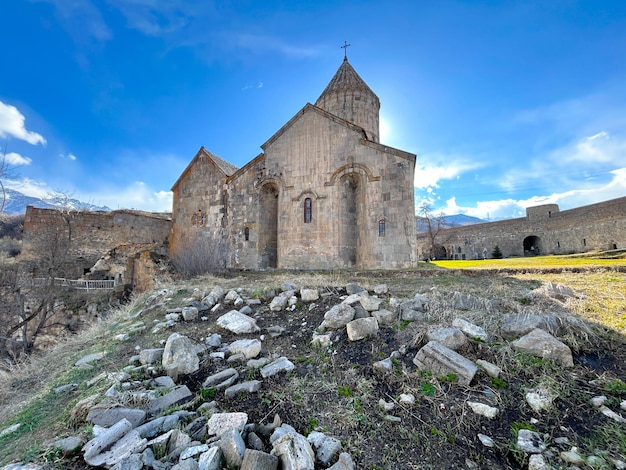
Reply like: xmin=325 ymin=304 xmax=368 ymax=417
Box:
xmin=1 ymin=257 xmax=625 ymax=468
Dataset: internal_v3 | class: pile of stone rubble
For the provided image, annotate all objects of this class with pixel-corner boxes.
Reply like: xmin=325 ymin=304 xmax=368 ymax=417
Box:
xmin=2 ymin=281 xmax=626 ymax=470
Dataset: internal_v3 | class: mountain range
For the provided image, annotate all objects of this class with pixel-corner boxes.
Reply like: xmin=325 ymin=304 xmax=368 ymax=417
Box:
xmin=1 ymin=188 xmax=485 ymax=231
xmin=416 ymin=214 xmax=485 ymax=233
xmin=1 ymin=188 xmax=110 ymax=215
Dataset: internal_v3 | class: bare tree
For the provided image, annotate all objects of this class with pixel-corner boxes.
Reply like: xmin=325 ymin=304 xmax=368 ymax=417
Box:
xmin=0 ymin=218 xmax=103 ymax=366
xmin=170 ymin=229 xmax=230 ymax=278
xmin=47 ymin=189 xmax=79 ymax=242
xmin=0 ymin=144 xmax=16 ymax=214
xmin=417 ymin=202 xmax=452 ymax=260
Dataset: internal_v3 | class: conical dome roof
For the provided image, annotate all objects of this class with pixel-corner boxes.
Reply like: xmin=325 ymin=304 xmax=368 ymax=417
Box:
xmin=315 ymin=57 xmax=379 ymax=102
xmin=315 ymin=57 xmax=381 ymax=142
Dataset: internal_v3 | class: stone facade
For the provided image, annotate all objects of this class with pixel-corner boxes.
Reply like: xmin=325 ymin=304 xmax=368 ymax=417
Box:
xmin=417 ymin=196 xmax=626 ymax=260
xmin=171 ymin=58 xmax=417 ymax=270
xmin=22 ymin=206 xmax=171 ymax=279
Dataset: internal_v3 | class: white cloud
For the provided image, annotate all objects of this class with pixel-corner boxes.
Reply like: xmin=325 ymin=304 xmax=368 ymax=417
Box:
xmin=106 ymin=0 xmax=192 ymax=37
xmin=414 ymin=157 xmax=483 ymax=189
xmin=436 ymin=168 xmax=626 ymax=220
xmin=0 ymin=101 xmax=46 ymax=146
xmin=36 ymin=0 xmax=112 ymax=42
xmin=60 ymin=152 xmax=78 ymax=161
xmin=5 ymin=178 xmax=50 ymax=199
xmin=82 ymin=181 xmax=172 ymax=212
xmin=4 ymin=152 xmax=32 ymax=166
xmin=229 ymin=33 xmax=320 ymax=58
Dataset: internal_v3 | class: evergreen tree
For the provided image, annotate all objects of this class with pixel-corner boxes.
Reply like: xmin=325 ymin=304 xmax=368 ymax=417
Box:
xmin=491 ymin=245 xmax=503 ymax=259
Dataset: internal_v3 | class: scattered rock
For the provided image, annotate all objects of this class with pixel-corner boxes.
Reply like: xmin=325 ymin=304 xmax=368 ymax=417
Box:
xmin=207 ymin=413 xmax=248 ymax=436
xmin=452 ymin=318 xmax=489 ymax=342
xmin=300 ymin=288 xmax=319 ymax=302
xmin=517 ymin=429 xmax=546 ymax=454
xmin=346 ymin=317 xmax=379 ymax=341
xmin=511 ymin=328 xmax=574 ymax=367
xmin=216 ymin=311 xmax=260 ymax=334
xmin=260 ymin=357 xmax=295 ymax=378
xmin=162 ymin=333 xmax=200 ymax=376
xmin=322 ymin=304 xmax=356 ymax=329
xmin=426 ymin=327 xmax=468 ymax=350
xmin=413 ymin=341 xmax=477 ymax=386
xmin=467 ymin=401 xmax=498 ymax=419
xmin=475 ymin=359 xmax=501 ymax=378
xmin=229 ymin=339 xmax=262 ymax=359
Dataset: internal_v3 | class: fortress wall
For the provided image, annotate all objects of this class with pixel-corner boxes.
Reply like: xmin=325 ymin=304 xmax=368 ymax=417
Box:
xmin=417 ymin=196 xmax=626 ymax=259
xmin=23 ymin=206 xmax=171 ymax=276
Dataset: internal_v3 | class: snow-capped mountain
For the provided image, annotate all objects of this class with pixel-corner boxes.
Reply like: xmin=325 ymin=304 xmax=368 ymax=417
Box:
xmin=1 ymin=188 xmax=110 ymax=215
xmin=416 ymin=214 xmax=485 ymax=233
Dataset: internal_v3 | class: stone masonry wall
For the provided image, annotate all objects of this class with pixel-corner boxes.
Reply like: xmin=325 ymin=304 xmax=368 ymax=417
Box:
xmin=416 ymin=196 xmax=626 ymax=259
xmin=23 ymin=206 xmax=171 ymax=277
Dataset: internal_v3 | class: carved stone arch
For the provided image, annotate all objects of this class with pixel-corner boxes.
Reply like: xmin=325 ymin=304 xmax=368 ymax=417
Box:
xmin=254 ymin=175 xmax=288 ymax=192
xmin=291 ymin=190 xmax=326 ymax=202
xmin=324 ymin=162 xmax=381 ymax=187
xmin=258 ymin=182 xmax=279 ymax=268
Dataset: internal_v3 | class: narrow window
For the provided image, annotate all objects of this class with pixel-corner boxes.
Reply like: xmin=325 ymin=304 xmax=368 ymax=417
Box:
xmin=304 ymin=198 xmax=312 ymax=223
xmin=557 ymin=241 xmax=560 ymax=248
xmin=583 ymin=238 xmax=587 ymax=246
xmin=191 ymin=213 xmax=198 ymax=225
xmin=244 ymin=226 xmax=250 ymax=241
xmin=378 ymin=218 xmax=385 ymax=237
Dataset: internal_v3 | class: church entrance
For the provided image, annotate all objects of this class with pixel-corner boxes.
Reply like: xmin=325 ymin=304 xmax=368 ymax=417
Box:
xmin=259 ymin=183 xmax=278 ymax=268
xmin=523 ymin=235 xmax=541 ymax=256
xmin=339 ymin=173 xmax=363 ymax=266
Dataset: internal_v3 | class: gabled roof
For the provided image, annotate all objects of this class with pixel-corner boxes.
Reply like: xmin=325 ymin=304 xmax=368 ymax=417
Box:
xmin=261 ymin=103 xmax=368 ymax=151
xmin=315 ymin=57 xmax=379 ymax=106
xmin=171 ymin=147 xmax=239 ymax=191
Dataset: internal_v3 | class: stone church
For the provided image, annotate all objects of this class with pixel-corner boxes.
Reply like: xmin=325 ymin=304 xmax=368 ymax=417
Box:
xmin=171 ymin=56 xmax=417 ymax=270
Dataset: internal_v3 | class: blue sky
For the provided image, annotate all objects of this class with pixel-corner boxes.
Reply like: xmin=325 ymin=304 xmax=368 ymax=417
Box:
xmin=1 ymin=1 xmax=625 ymax=219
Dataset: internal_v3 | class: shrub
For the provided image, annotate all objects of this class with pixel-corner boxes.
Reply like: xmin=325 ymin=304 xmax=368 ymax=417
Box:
xmin=0 ymin=237 xmax=21 ymax=257
xmin=170 ymin=230 xmax=230 ymax=278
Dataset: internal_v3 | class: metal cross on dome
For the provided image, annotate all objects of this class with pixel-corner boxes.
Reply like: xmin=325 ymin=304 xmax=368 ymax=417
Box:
xmin=341 ymin=41 xmax=351 ymax=59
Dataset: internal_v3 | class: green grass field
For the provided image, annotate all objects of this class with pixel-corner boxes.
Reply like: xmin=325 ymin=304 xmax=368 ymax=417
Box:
xmin=432 ymin=254 xmax=626 ymax=333
xmin=432 ymin=253 xmax=626 ymax=270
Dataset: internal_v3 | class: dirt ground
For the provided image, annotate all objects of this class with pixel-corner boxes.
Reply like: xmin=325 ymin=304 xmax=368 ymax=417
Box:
xmin=162 ymin=269 xmax=626 ymax=469
xmin=2 ymin=267 xmax=625 ymax=469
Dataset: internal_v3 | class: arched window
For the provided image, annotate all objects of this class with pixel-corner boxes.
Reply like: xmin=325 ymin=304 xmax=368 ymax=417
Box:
xmin=244 ymin=226 xmax=250 ymax=241
xmin=378 ymin=218 xmax=385 ymax=237
xmin=304 ymin=198 xmax=312 ymax=223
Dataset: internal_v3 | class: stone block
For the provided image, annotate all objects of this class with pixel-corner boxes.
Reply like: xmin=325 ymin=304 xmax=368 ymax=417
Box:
xmin=412 ymin=341 xmax=477 ymax=386
xmin=510 ymin=328 xmax=573 ymax=367
xmin=148 ymin=386 xmax=193 ymax=416
xmin=241 ymin=449 xmax=279 ymax=470
xmin=216 ymin=310 xmax=260 ymax=334
xmin=346 ymin=317 xmax=379 ymax=341
xmin=207 ymin=412 xmax=248 ymax=436
xmin=229 ymin=339 xmax=262 ymax=359
xmin=261 ymin=357 xmax=295 ymax=378
xmin=203 ymin=368 xmax=239 ymax=390
xmin=426 ymin=327 xmax=467 ymax=351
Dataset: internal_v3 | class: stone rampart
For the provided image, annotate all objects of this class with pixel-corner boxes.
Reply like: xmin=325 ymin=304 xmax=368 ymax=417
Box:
xmin=417 ymin=196 xmax=626 ymax=259
xmin=22 ymin=206 xmax=171 ymax=278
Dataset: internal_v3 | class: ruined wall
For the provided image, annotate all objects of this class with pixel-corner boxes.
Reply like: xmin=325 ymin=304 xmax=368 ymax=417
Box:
xmin=416 ymin=196 xmax=626 ymax=259
xmin=22 ymin=206 xmax=171 ymax=277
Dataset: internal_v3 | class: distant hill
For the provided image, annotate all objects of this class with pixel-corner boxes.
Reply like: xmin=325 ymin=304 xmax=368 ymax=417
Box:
xmin=1 ymin=188 xmax=110 ymax=215
xmin=416 ymin=214 xmax=485 ymax=233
